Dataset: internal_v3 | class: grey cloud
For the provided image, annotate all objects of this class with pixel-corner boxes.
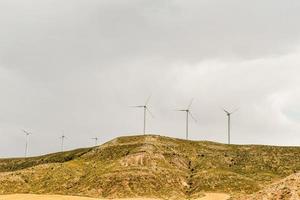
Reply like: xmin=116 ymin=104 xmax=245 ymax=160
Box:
xmin=0 ymin=0 xmax=300 ymax=157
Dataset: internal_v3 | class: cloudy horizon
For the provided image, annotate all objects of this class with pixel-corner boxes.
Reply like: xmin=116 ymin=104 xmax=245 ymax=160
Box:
xmin=1 ymin=0 xmax=300 ymax=158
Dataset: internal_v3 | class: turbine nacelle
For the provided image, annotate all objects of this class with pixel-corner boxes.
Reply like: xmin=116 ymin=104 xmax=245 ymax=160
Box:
xmin=22 ymin=129 xmax=32 ymax=136
xmin=223 ymin=108 xmax=239 ymax=116
xmin=60 ymin=135 xmax=67 ymax=139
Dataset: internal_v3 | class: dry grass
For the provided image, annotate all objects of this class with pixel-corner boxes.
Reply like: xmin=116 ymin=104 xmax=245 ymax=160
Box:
xmin=0 ymin=193 xmax=229 ymax=200
xmin=232 ymin=172 xmax=300 ymax=200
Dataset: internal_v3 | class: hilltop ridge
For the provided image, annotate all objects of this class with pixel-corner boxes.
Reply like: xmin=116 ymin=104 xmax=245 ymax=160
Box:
xmin=0 ymin=134 xmax=300 ymax=199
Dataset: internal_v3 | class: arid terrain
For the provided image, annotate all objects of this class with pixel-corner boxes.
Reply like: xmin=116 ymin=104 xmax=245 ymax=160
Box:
xmin=233 ymin=172 xmax=300 ymax=200
xmin=0 ymin=193 xmax=230 ymax=200
xmin=0 ymin=135 xmax=300 ymax=199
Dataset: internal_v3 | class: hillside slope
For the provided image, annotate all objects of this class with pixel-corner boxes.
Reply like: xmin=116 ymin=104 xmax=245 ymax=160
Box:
xmin=236 ymin=172 xmax=300 ymax=200
xmin=0 ymin=135 xmax=300 ymax=199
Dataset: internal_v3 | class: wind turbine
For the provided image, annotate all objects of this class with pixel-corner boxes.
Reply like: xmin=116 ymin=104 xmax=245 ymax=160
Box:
xmin=91 ymin=137 xmax=99 ymax=146
xmin=176 ymin=99 xmax=197 ymax=140
xmin=132 ymin=96 xmax=154 ymax=135
xmin=22 ymin=129 xmax=32 ymax=158
xmin=59 ymin=132 xmax=66 ymax=152
xmin=223 ymin=108 xmax=239 ymax=144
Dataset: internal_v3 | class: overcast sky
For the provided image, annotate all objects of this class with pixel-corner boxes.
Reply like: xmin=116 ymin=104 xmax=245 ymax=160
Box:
xmin=1 ymin=0 xmax=300 ymax=157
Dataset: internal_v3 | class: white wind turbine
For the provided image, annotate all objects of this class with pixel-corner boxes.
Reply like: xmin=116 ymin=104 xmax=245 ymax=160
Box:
xmin=176 ymin=99 xmax=197 ymax=140
xmin=132 ymin=96 xmax=154 ymax=135
xmin=223 ymin=108 xmax=239 ymax=144
xmin=22 ymin=129 xmax=32 ymax=158
xmin=91 ymin=137 xmax=99 ymax=146
xmin=59 ymin=132 xmax=67 ymax=152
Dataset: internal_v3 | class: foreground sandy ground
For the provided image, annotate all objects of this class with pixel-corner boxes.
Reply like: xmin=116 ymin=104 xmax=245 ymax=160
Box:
xmin=199 ymin=193 xmax=230 ymax=200
xmin=0 ymin=193 xmax=230 ymax=200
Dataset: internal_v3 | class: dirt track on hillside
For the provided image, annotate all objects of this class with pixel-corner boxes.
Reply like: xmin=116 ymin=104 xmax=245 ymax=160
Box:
xmin=0 ymin=193 xmax=230 ymax=200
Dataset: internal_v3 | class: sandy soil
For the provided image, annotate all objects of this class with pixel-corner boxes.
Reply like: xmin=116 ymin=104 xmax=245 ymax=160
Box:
xmin=0 ymin=195 xmax=156 ymax=200
xmin=199 ymin=193 xmax=230 ymax=200
xmin=0 ymin=193 xmax=230 ymax=200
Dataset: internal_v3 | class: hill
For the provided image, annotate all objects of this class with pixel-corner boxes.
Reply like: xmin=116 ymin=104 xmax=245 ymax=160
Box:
xmin=0 ymin=134 xmax=300 ymax=199
xmin=235 ymin=172 xmax=300 ymax=200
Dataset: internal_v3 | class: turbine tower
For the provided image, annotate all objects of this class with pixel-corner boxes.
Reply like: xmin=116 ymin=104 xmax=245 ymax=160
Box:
xmin=22 ymin=129 xmax=32 ymax=158
xmin=132 ymin=96 xmax=154 ymax=135
xmin=223 ymin=108 xmax=238 ymax=144
xmin=60 ymin=133 xmax=66 ymax=152
xmin=91 ymin=137 xmax=99 ymax=146
xmin=176 ymin=99 xmax=197 ymax=140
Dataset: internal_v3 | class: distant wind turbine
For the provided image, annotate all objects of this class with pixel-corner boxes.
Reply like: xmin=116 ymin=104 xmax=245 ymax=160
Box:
xmin=91 ymin=137 xmax=99 ymax=146
xmin=60 ymin=132 xmax=66 ymax=152
xmin=223 ymin=108 xmax=239 ymax=144
xmin=132 ymin=96 xmax=154 ymax=135
xmin=176 ymin=99 xmax=197 ymax=140
xmin=22 ymin=129 xmax=32 ymax=158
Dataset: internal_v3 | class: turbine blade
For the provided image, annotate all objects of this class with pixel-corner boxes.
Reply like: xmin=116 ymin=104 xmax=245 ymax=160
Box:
xmin=231 ymin=107 xmax=240 ymax=114
xmin=188 ymin=111 xmax=198 ymax=122
xmin=145 ymin=95 xmax=152 ymax=106
xmin=187 ymin=98 xmax=194 ymax=109
xmin=175 ymin=109 xmax=187 ymax=112
xmin=23 ymin=129 xmax=32 ymax=135
xmin=223 ymin=108 xmax=230 ymax=115
xmin=146 ymin=107 xmax=155 ymax=118
xmin=131 ymin=105 xmax=144 ymax=108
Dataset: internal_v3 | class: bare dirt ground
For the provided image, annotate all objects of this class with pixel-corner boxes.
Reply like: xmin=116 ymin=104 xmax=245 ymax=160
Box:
xmin=199 ymin=193 xmax=230 ymax=200
xmin=0 ymin=193 xmax=230 ymax=200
